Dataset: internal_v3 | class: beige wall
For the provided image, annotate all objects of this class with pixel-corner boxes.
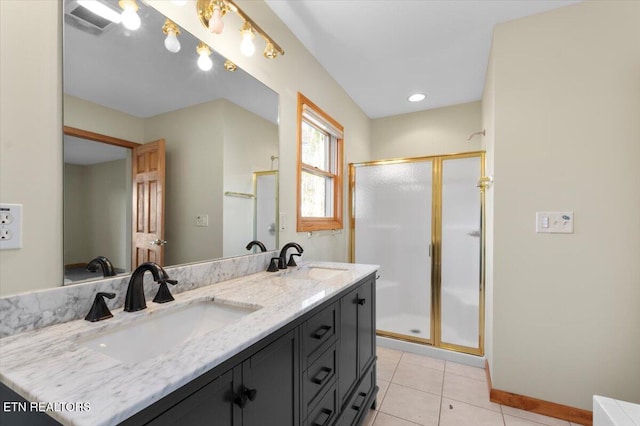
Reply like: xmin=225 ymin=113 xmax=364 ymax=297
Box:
xmin=487 ymin=1 xmax=640 ymax=409
xmin=85 ymin=159 xmax=128 ymax=269
xmin=63 ymin=164 xmax=90 ymax=265
xmin=64 ymin=95 xmax=145 ymax=142
xmin=371 ymin=101 xmax=482 ymax=160
xmin=222 ymin=101 xmax=278 ymax=257
xmin=64 ymin=160 xmax=129 ymax=270
xmin=0 ymin=0 xmax=62 ymax=296
xmin=144 ymin=100 xmax=225 ymax=265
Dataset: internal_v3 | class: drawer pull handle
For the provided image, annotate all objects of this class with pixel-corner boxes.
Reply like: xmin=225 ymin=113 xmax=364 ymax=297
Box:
xmin=356 ymin=297 xmax=366 ymax=306
xmin=312 ymin=325 xmax=332 ymax=339
xmin=351 ymin=392 xmax=367 ymax=411
xmin=311 ymin=366 xmax=333 ymax=385
xmin=312 ymin=408 xmax=333 ymax=426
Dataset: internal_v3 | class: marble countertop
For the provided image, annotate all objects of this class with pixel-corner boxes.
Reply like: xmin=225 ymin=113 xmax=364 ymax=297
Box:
xmin=0 ymin=262 xmax=378 ymax=426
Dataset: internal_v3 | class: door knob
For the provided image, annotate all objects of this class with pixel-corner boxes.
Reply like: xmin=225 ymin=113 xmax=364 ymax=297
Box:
xmin=150 ymin=239 xmax=168 ymax=246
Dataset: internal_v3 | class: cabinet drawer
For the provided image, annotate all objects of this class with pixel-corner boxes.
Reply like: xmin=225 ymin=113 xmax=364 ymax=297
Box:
xmin=305 ymin=383 xmax=338 ymax=426
xmin=338 ymin=365 xmax=375 ymax=426
xmin=303 ymin=344 xmax=337 ymax=417
xmin=302 ymin=302 xmax=337 ymax=365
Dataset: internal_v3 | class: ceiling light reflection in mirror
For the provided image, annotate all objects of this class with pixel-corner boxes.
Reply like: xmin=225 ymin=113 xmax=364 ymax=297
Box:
xmin=63 ymin=0 xmax=279 ymax=285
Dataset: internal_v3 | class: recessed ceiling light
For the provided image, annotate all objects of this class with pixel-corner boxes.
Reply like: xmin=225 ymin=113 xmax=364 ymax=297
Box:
xmin=408 ymin=93 xmax=426 ymax=103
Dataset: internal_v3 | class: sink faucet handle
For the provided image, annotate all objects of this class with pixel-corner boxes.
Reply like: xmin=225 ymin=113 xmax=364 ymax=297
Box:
xmin=85 ymin=292 xmax=116 ymax=322
xmin=153 ymin=281 xmax=175 ymax=304
xmin=267 ymin=257 xmax=280 ymax=272
xmin=287 ymin=253 xmax=302 ymax=267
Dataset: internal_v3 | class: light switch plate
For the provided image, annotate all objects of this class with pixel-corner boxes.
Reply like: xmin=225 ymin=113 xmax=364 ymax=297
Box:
xmin=536 ymin=211 xmax=574 ymax=234
xmin=0 ymin=203 xmax=22 ymax=249
xmin=195 ymin=214 xmax=209 ymax=227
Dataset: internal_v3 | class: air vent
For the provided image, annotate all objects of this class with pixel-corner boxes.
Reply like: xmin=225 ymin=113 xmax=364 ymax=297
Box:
xmin=64 ymin=2 xmax=117 ymax=36
xmin=70 ymin=5 xmax=112 ymax=28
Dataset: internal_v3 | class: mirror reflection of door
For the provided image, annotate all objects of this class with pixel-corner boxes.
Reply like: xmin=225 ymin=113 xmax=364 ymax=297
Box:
xmin=63 ymin=127 xmax=166 ymax=283
xmin=254 ymin=171 xmax=278 ymax=251
xmin=132 ymin=139 xmax=166 ymax=267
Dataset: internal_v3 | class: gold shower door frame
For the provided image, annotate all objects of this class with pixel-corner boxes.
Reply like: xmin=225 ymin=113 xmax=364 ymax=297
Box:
xmin=349 ymin=151 xmax=486 ymax=356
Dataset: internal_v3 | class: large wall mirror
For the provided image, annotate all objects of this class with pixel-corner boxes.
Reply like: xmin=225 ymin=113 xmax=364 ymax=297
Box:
xmin=62 ymin=0 xmax=279 ymax=284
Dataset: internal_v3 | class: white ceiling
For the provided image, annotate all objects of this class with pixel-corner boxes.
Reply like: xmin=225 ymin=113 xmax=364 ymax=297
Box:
xmin=265 ymin=0 xmax=581 ymax=118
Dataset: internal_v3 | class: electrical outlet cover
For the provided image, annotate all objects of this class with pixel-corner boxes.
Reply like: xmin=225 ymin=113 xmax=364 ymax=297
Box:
xmin=0 ymin=204 xmax=22 ymax=249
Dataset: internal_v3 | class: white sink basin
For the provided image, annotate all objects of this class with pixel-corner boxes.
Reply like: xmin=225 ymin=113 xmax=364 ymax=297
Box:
xmin=285 ymin=266 xmax=349 ymax=280
xmin=78 ymin=301 xmax=259 ymax=363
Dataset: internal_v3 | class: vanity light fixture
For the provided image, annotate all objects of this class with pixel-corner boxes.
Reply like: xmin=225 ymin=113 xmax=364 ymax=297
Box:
xmin=239 ymin=21 xmax=256 ymax=57
xmin=408 ymin=93 xmax=426 ymax=102
xmin=196 ymin=42 xmax=214 ymax=71
xmin=196 ymin=0 xmax=285 ymax=59
xmin=119 ymin=0 xmax=141 ymax=31
xmin=77 ymin=0 xmax=122 ymax=23
xmin=162 ymin=19 xmax=181 ymax=53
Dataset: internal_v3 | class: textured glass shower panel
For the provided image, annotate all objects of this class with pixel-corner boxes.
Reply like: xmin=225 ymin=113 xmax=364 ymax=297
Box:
xmin=355 ymin=161 xmax=432 ymax=341
xmin=255 ymin=173 xmax=277 ymax=250
xmin=440 ymin=157 xmax=481 ymax=348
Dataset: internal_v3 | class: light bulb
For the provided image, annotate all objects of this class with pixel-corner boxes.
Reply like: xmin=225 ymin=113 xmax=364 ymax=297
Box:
xmin=162 ymin=20 xmax=181 ymax=53
xmin=208 ymin=5 xmax=224 ymax=34
xmin=197 ymin=43 xmax=213 ymax=71
xmin=119 ymin=0 xmax=141 ymax=31
xmin=164 ymin=32 xmax=181 ymax=53
xmin=171 ymin=0 xmax=187 ymax=5
xmin=239 ymin=23 xmax=255 ymax=57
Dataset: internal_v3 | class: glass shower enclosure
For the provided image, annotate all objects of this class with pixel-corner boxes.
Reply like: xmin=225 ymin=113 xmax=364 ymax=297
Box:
xmin=350 ymin=152 xmax=485 ymax=355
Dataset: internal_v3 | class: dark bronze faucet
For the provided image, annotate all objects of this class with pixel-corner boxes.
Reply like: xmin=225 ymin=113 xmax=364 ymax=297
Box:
xmin=278 ymin=242 xmax=303 ymax=269
xmin=246 ymin=240 xmax=267 ymax=252
xmin=124 ymin=262 xmax=178 ymax=312
xmin=86 ymin=256 xmax=116 ymax=277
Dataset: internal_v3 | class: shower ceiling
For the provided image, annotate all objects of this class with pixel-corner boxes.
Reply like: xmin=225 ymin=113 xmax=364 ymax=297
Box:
xmin=265 ymin=0 xmax=582 ymax=118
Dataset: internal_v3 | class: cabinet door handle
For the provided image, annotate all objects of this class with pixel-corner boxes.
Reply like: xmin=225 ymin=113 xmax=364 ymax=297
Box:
xmin=311 ymin=366 xmax=333 ymax=385
xmin=351 ymin=392 xmax=367 ymax=411
xmin=233 ymin=386 xmax=257 ymax=408
xmin=312 ymin=408 xmax=333 ymax=426
xmin=356 ymin=297 xmax=366 ymax=306
xmin=312 ymin=325 xmax=332 ymax=339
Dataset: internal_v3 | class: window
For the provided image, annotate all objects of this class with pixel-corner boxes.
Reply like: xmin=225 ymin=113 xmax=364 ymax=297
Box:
xmin=297 ymin=93 xmax=344 ymax=231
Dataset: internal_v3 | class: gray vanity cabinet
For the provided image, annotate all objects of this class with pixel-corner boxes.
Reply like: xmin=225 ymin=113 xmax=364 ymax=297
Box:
xmin=146 ymin=369 xmax=238 ymax=426
xmin=135 ymin=329 xmax=299 ymax=426
xmin=337 ymin=276 xmax=377 ymax=426
xmin=241 ymin=329 xmax=299 ymax=426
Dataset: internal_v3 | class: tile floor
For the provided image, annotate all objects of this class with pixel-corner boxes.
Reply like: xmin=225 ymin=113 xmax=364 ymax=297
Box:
xmin=360 ymin=346 xmax=586 ymax=426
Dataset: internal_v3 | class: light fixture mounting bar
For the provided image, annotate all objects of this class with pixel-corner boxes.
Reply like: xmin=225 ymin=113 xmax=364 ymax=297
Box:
xmin=224 ymin=0 xmax=284 ymax=56
xmin=196 ymin=0 xmax=284 ymax=57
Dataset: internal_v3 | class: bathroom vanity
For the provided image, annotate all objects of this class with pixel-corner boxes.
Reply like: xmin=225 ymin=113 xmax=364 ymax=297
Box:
xmin=0 ymin=262 xmax=377 ymax=426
